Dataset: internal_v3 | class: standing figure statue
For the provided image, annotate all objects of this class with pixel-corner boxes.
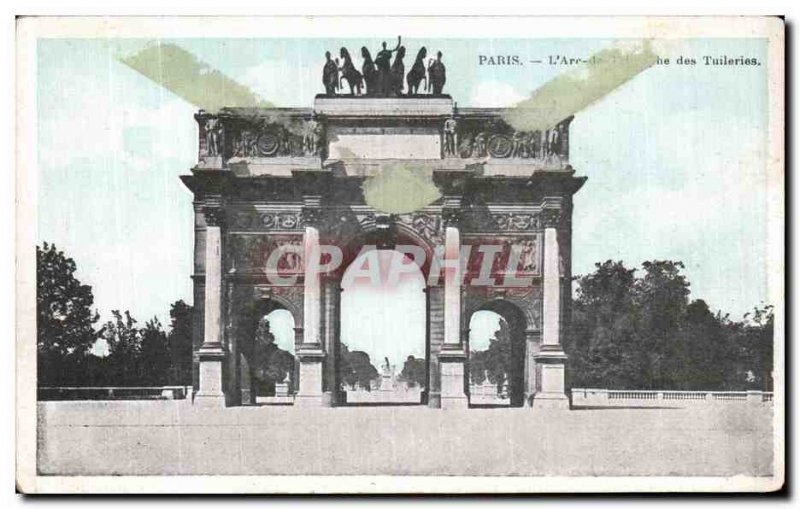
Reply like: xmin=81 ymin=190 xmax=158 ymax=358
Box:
xmin=427 ymin=51 xmax=447 ymax=95
xmin=374 ymin=36 xmax=402 ymax=96
xmin=361 ymin=47 xmax=378 ymax=96
xmin=303 ymin=119 xmax=321 ymax=156
xmin=322 ymin=51 xmax=339 ymax=96
xmin=338 ymin=47 xmax=364 ymax=95
xmin=511 ymin=131 xmax=526 ymax=158
xmin=390 ymin=46 xmax=406 ymax=96
xmin=406 ymin=47 xmax=428 ymax=95
xmin=519 ymin=240 xmax=537 ymax=272
xmin=473 ymin=132 xmax=488 ymax=157
xmin=443 ymin=117 xmax=457 ymax=157
xmin=204 ymin=117 xmax=220 ymax=156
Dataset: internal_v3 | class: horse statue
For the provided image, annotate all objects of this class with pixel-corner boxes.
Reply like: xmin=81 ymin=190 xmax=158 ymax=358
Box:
xmin=390 ymin=46 xmax=406 ymax=96
xmin=406 ymin=46 xmax=428 ymax=95
xmin=338 ymin=47 xmax=364 ymax=96
xmin=361 ymin=47 xmax=378 ymax=96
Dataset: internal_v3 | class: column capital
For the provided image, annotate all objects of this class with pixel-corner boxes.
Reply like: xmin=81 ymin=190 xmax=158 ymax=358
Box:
xmin=441 ymin=193 xmax=463 ymax=228
xmin=441 ymin=207 xmax=462 ymax=228
xmin=300 ymin=193 xmax=324 ymax=227
xmin=301 ymin=207 xmax=323 ymax=227
xmin=203 ymin=205 xmax=226 ymax=228
xmin=540 ymin=207 xmax=562 ymax=229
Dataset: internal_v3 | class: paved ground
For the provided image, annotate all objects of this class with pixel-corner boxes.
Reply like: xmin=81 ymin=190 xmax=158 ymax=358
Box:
xmin=37 ymin=401 xmax=774 ymax=477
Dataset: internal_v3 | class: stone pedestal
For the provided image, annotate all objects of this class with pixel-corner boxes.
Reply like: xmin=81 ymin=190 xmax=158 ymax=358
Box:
xmin=379 ymin=373 xmax=394 ymax=392
xmin=531 ymin=345 xmax=569 ymax=409
xmin=196 ymin=155 xmax=223 ymax=169
xmin=194 ymin=344 xmax=227 ymax=407
xmin=439 ymin=346 xmax=469 ymax=409
xmin=295 ymin=346 xmax=325 ymax=407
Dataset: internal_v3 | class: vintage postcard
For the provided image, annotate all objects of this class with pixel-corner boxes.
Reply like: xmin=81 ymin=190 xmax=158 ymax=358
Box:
xmin=16 ymin=16 xmax=784 ymax=493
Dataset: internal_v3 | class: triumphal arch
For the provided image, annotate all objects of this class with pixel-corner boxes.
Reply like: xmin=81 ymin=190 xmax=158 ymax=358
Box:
xmin=181 ymin=44 xmax=585 ymax=409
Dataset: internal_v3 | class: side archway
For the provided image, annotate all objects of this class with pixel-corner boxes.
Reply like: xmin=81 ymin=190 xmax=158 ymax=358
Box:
xmin=234 ymin=293 xmax=301 ymax=404
xmin=467 ymin=299 xmax=529 ymax=407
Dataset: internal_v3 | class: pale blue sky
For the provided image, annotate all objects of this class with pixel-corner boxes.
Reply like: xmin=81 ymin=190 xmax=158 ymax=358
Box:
xmin=37 ymin=37 xmax=770 ymax=359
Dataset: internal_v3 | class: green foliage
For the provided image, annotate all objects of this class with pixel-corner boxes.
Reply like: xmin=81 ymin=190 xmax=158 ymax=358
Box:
xmin=101 ymin=310 xmax=142 ymax=386
xmin=338 ymin=344 xmax=379 ymax=390
xmin=140 ymin=318 xmax=171 ymax=386
xmin=566 ymin=260 xmax=775 ymax=391
xmin=37 ymin=243 xmax=195 ymax=388
xmin=470 ymin=319 xmax=512 ymax=391
xmin=398 ymin=355 xmax=426 ymax=388
xmin=167 ymin=300 xmax=194 ymax=385
xmin=36 ymin=243 xmax=99 ymax=385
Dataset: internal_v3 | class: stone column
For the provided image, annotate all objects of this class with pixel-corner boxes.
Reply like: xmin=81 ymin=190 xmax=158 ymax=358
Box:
xmin=425 ymin=285 xmax=443 ymax=408
xmin=532 ymin=208 xmax=570 ymax=409
xmin=195 ymin=205 xmax=227 ymax=406
xmin=295 ymin=208 xmax=326 ymax=406
xmin=438 ymin=215 xmax=469 ymax=409
xmin=523 ymin=328 xmax=540 ymax=407
xmin=321 ymin=278 xmax=339 ymax=407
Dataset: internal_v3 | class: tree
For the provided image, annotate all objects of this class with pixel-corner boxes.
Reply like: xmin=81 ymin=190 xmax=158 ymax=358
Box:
xmin=338 ymin=344 xmax=379 ymax=390
xmin=36 ymin=243 xmax=100 ymax=385
xmin=139 ymin=317 xmax=170 ymax=385
xmin=727 ymin=304 xmax=774 ymax=390
xmin=101 ymin=310 xmax=141 ymax=385
xmin=470 ymin=319 xmax=512 ymax=392
xmin=567 ymin=260 xmax=775 ymax=391
xmin=398 ymin=355 xmax=426 ymax=388
xmin=673 ymin=300 xmax=729 ymax=390
xmin=566 ymin=261 xmax=640 ymax=388
xmin=634 ymin=261 xmax=690 ymax=388
xmin=167 ymin=300 xmax=194 ymax=385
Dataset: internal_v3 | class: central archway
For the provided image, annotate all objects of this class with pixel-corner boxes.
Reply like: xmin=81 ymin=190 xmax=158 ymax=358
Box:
xmin=338 ymin=248 xmax=427 ymax=404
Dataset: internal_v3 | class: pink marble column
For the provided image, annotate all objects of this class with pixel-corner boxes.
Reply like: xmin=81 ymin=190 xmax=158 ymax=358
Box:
xmin=295 ymin=221 xmax=326 ymax=406
xmin=195 ymin=206 xmax=227 ymax=407
xmin=532 ymin=208 xmax=569 ymax=409
xmin=438 ymin=222 xmax=469 ymax=409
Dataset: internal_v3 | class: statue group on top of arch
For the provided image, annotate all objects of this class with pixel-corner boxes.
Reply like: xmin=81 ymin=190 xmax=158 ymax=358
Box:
xmin=322 ymin=36 xmax=447 ymax=97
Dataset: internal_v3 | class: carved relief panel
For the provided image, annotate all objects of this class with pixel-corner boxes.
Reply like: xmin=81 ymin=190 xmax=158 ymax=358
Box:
xmin=453 ymin=116 xmax=572 ymax=164
xmin=228 ymin=234 xmax=304 ymax=274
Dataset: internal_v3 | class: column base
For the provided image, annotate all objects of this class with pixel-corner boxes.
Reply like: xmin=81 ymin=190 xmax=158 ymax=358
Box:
xmin=532 ymin=345 xmax=570 ymax=411
xmin=194 ymin=343 xmax=227 ymax=407
xmin=441 ymin=394 xmax=469 ymax=409
xmin=531 ymin=392 xmax=570 ymax=410
xmin=294 ymin=394 xmax=326 ymax=407
xmin=193 ymin=392 xmax=227 ymax=407
xmin=439 ymin=345 xmax=468 ymax=410
xmin=295 ymin=345 xmax=325 ymax=406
